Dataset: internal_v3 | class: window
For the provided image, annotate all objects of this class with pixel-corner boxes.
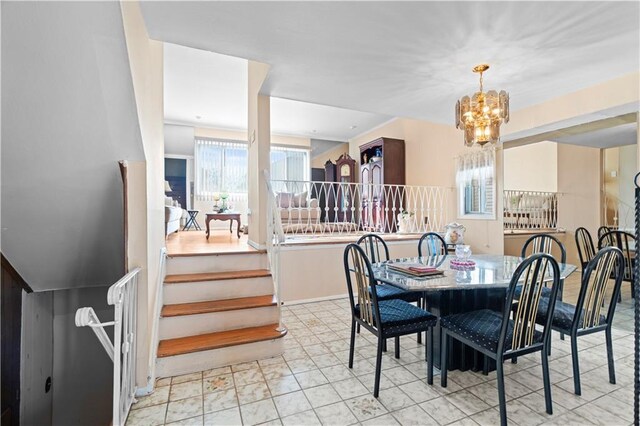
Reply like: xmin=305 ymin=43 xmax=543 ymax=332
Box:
xmin=194 ymin=138 xmax=248 ymax=200
xmin=270 ymin=146 xmax=310 ymax=181
xmin=456 ymin=148 xmax=495 ymax=219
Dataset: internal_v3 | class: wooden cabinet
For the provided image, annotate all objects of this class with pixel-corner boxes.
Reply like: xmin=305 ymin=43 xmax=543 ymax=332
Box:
xmin=359 ymin=138 xmax=405 ymax=232
xmin=336 ymin=154 xmax=357 ymax=222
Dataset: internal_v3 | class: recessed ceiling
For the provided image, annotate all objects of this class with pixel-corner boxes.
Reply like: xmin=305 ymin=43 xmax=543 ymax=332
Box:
xmin=551 ymin=122 xmax=637 ymax=149
xmin=163 ymin=43 xmax=390 ymax=140
xmin=144 ymin=1 xmax=639 ymax=124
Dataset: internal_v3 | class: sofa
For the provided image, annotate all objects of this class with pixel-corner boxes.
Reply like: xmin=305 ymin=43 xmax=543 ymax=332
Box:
xmin=276 ymin=192 xmax=320 ymax=230
xmin=165 ymin=197 xmax=183 ymax=236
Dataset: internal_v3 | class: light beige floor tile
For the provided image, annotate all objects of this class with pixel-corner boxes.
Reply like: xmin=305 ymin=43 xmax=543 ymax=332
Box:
xmin=345 ymin=394 xmax=388 ymax=421
xmin=314 ymin=401 xmax=358 ymax=425
xmin=419 ymin=396 xmax=466 ymax=425
xmin=239 ymin=398 xmax=279 ymax=426
xmin=126 ymin=403 xmax=166 ymax=426
xmin=203 ymin=388 xmax=238 ymax=414
xmin=237 ymin=381 xmax=271 ymax=405
xmin=273 ymin=390 xmax=312 ymax=417
xmin=281 ymin=410 xmax=322 ymax=426
xmin=132 ymin=386 xmax=170 ymax=409
xmin=166 ymin=396 xmax=204 ymax=423
xmin=170 ymin=380 xmax=203 ymax=401
xmin=203 ymin=407 xmax=241 ymax=425
xmin=303 ymin=383 xmax=341 ymax=408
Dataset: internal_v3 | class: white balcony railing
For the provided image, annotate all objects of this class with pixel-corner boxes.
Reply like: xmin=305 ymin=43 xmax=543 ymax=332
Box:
xmin=603 ymin=190 xmax=634 ymax=232
xmin=75 ymin=268 xmax=140 ymax=426
xmin=503 ymin=190 xmax=558 ymax=232
xmin=268 ymin=179 xmax=450 ymax=239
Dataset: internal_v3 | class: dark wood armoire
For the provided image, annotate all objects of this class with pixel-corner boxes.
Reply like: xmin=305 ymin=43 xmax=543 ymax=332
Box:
xmin=359 ymin=138 xmax=405 ymax=232
xmin=324 ymin=154 xmax=357 ymax=222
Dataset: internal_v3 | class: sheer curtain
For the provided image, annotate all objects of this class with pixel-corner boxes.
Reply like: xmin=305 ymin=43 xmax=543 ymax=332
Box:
xmin=270 ymin=146 xmax=310 ymax=192
xmin=456 ymin=148 xmax=495 ymax=217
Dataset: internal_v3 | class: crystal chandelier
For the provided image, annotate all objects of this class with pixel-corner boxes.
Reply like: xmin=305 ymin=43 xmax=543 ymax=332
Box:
xmin=455 ymin=64 xmax=509 ymax=147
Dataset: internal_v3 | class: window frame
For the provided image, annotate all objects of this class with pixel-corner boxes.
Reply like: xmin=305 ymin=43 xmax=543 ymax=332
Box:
xmin=456 ymin=149 xmax=497 ymax=220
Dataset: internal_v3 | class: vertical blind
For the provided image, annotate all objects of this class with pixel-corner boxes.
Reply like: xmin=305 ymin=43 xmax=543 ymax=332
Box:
xmin=194 ymin=138 xmax=248 ymax=201
xmin=194 ymin=138 xmax=311 ymax=200
xmin=456 ymin=148 xmax=495 ymax=216
xmin=270 ymin=146 xmax=310 ymax=182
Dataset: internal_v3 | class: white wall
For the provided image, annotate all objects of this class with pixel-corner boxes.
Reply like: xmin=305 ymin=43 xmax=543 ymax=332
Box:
xmin=504 ymin=141 xmax=558 ymax=192
xmin=1 ymin=1 xmax=145 ymax=291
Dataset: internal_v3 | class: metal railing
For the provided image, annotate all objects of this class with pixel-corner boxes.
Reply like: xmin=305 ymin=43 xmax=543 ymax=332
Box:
xmin=75 ymin=268 xmax=140 ymax=426
xmin=603 ymin=190 xmax=634 ymax=232
xmin=264 ymin=171 xmax=284 ymax=329
xmin=503 ymin=190 xmax=558 ymax=231
xmin=268 ymin=179 xmax=450 ymax=239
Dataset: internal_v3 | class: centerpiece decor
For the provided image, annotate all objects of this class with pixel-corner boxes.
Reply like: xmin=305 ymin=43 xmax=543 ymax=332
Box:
xmin=455 ymin=64 xmax=509 ymax=147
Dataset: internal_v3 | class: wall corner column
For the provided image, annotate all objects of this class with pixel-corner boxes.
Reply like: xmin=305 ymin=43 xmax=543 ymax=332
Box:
xmin=247 ymin=61 xmax=271 ymax=248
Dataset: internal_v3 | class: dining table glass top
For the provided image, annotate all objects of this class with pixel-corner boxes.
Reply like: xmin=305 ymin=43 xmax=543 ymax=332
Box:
xmin=370 ymin=254 xmax=577 ymax=292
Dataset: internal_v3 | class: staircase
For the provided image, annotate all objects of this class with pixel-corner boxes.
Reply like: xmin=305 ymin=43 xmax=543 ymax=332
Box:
xmin=156 ymin=250 xmax=287 ymax=378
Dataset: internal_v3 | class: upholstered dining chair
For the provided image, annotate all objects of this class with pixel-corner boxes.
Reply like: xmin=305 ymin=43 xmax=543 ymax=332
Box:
xmin=598 ymin=230 xmax=636 ymax=299
xmin=575 ymin=227 xmax=596 ymax=276
xmin=533 ymin=246 xmax=624 ymax=396
xmin=357 ymin=234 xmax=423 ymax=345
xmin=344 ymin=243 xmax=437 ymax=397
xmin=417 ymin=232 xmax=448 ymax=257
xmin=598 ymin=225 xmax=615 ymax=245
xmin=441 ymin=253 xmax=561 ymax=426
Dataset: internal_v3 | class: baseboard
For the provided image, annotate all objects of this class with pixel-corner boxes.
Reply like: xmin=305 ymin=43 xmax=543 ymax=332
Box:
xmin=248 ymin=239 xmax=267 ymax=250
xmin=283 ymin=293 xmax=349 ymax=306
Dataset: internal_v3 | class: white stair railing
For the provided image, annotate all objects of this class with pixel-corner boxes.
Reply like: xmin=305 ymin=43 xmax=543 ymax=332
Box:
xmin=503 ymin=190 xmax=558 ymax=231
xmin=75 ymin=267 xmax=141 ymax=426
xmin=268 ymin=179 xmax=450 ymax=239
xmin=264 ymin=170 xmax=285 ymax=329
xmin=603 ymin=190 xmax=635 ymax=231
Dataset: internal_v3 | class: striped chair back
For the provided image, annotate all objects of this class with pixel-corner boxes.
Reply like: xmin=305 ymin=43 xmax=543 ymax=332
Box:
xmin=418 ymin=232 xmax=447 ymax=257
xmin=357 ymin=234 xmax=390 ymax=264
xmin=575 ymin=247 xmax=624 ymax=329
xmin=575 ymin=227 xmax=596 ymax=270
xmin=343 ymin=244 xmax=380 ymax=329
xmin=598 ymin=230 xmax=635 ymax=282
xmin=521 ymin=233 xmax=567 ymax=264
xmin=503 ymin=254 xmax=560 ymax=353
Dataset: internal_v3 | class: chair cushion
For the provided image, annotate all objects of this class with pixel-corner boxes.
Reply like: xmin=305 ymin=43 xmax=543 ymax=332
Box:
xmin=536 ymin=298 xmax=606 ymax=331
xmin=514 ymin=284 xmax=552 ymax=299
xmin=373 ymin=284 xmax=421 ymax=303
xmin=441 ymin=309 xmax=543 ymax=353
xmin=355 ymin=299 xmax=437 ymax=330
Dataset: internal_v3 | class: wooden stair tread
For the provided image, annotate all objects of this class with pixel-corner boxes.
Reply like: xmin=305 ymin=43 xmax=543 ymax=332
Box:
xmin=162 ymin=295 xmax=276 ymax=317
xmin=158 ymin=324 xmax=287 ymax=357
xmin=165 ymin=269 xmax=271 ymax=284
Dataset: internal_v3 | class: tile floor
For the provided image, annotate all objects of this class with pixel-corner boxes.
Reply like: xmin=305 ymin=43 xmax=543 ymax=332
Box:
xmin=128 ymin=276 xmax=636 ymax=425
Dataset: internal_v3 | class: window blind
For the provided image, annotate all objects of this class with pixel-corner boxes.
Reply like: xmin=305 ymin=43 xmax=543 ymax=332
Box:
xmin=456 ymin=148 xmax=495 ymax=216
xmin=194 ymin=138 xmax=248 ymax=201
xmin=270 ymin=146 xmax=310 ymax=182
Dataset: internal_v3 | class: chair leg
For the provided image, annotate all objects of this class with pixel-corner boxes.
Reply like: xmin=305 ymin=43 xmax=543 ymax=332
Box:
xmin=496 ymin=360 xmax=507 ymax=426
xmin=427 ymin=327 xmax=433 ymax=385
xmin=417 ymin=331 xmax=422 ymax=344
xmin=606 ymin=328 xmax=616 ymax=384
xmin=570 ymin=335 xmax=581 ymax=395
xmin=383 ymin=339 xmax=387 ymax=352
xmin=374 ymin=335 xmax=384 ymax=398
xmin=357 ymin=323 xmax=360 ymax=334
xmin=440 ymin=330 xmax=448 ymax=388
xmin=348 ymin=319 xmax=356 ymax=369
xmin=541 ymin=346 xmax=553 ymax=415
xmin=395 ymin=336 xmax=400 ymax=359
xmin=482 ymin=357 xmax=489 ymax=375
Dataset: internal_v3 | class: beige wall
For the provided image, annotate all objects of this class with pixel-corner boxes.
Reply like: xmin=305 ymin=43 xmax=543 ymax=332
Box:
xmin=504 ymin=141 xmax=558 ymax=192
xmin=280 ymin=239 xmax=420 ymax=302
xmin=311 ymin=143 xmax=350 ymax=169
xmin=504 ymin=72 xmax=640 ymax=137
xmin=349 ymin=118 xmax=504 ymax=255
xmin=556 ymin=144 xmax=601 ymax=265
xmin=121 ymin=0 xmax=165 ymax=388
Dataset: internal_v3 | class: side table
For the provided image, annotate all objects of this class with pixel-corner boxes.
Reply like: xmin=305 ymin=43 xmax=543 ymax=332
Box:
xmin=183 ymin=210 xmax=201 ymax=231
xmin=205 ymin=212 xmax=242 ymax=239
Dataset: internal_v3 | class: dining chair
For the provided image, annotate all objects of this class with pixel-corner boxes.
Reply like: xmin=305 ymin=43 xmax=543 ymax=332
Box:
xmin=441 ymin=253 xmax=561 ymax=426
xmin=598 ymin=230 xmax=635 ymax=299
xmin=344 ymin=243 xmax=437 ymax=397
xmin=357 ymin=234 xmax=421 ymax=303
xmin=533 ymin=246 xmax=624 ymax=396
xmin=417 ymin=232 xmax=447 ymax=257
xmin=357 ymin=234 xmax=423 ymax=345
xmin=575 ymin=227 xmax=596 ymax=276
xmin=520 ymin=233 xmax=566 ymax=300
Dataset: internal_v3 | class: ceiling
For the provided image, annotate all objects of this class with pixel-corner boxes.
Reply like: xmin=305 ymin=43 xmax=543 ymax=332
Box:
xmin=163 ymin=43 xmax=391 ymax=141
xmin=145 ymin=2 xmax=639 ymax=125
xmin=551 ymin=122 xmax=638 ymax=149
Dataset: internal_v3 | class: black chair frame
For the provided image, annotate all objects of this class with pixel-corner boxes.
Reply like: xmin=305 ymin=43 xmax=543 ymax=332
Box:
xmin=575 ymin=227 xmax=596 ymax=275
xmin=417 ymin=232 xmax=448 ymax=257
xmin=441 ymin=254 xmax=561 ymax=426
xmin=344 ymin=244 xmax=436 ymax=397
xmin=598 ymin=230 xmax=636 ymax=299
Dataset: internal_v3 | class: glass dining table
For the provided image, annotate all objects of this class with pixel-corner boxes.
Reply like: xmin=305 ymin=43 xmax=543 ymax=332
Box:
xmin=370 ymin=254 xmax=577 ymax=372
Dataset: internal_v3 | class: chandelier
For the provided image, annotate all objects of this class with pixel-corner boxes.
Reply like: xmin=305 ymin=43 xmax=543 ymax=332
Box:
xmin=455 ymin=64 xmax=509 ymax=147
